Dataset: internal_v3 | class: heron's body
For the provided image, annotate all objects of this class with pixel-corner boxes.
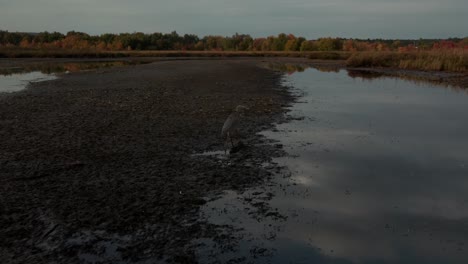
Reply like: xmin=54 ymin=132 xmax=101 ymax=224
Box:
xmin=221 ymin=111 xmax=240 ymax=138
xmin=221 ymin=105 xmax=248 ymax=149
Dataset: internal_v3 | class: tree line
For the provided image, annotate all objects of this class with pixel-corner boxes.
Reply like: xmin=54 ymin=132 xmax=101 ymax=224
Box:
xmin=1 ymin=30 xmax=467 ymax=52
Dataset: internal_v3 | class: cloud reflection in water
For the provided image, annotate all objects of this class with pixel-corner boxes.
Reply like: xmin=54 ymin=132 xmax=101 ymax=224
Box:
xmin=200 ymin=68 xmax=468 ymax=263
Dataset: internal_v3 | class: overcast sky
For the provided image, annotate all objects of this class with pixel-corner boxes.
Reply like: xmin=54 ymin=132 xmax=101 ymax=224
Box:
xmin=0 ymin=0 xmax=466 ymax=39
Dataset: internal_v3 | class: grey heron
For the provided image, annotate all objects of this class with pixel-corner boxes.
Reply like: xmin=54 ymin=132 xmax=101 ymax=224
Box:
xmin=221 ymin=105 xmax=249 ymax=149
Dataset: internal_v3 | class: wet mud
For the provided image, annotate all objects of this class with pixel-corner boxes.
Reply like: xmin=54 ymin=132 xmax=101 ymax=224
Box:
xmin=0 ymin=58 xmax=310 ymax=263
xmin=1 ymin=57 xmax=467 ymax=263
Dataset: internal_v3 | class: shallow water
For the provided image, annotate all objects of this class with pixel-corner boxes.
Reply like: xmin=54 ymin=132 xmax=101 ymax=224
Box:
xmin=0 ymin=71 xmax=57 ymax=93
xmin=198 ymin=68 xmax=468 ymax=263
xmin=0 ymin=60 xmax=150 ymax=93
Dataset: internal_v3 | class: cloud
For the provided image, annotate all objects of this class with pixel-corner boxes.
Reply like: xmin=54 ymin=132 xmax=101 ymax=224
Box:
xmin=0 ymin=0 xmax=466 ymax=38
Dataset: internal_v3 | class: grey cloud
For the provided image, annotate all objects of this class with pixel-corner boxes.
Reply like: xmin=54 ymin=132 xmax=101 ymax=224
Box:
xmin=0 ymin=0 xmax=466 ymax=38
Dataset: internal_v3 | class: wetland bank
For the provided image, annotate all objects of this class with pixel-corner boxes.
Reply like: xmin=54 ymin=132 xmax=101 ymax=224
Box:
xmin=0 ymin=57 xmax=303 ymax=263
xmin=1 ymin=57 xmax=468 ymax=264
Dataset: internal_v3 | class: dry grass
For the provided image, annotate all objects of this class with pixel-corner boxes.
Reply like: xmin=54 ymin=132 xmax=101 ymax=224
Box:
xmin=346 ymin=50 xmax=468 ymax=72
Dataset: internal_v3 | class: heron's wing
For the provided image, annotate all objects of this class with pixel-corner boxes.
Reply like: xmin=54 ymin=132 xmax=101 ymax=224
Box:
xmin=221 ymin=112 xmax=239 ymax=136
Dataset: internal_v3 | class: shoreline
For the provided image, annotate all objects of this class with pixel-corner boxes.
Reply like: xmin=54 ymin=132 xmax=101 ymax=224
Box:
xmin=1 ymin=56 xmax=466 ymax=89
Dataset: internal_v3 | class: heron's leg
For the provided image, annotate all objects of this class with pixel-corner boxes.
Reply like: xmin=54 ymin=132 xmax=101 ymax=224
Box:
xmin=223 ymin=135 xmax=228 ymax=154
xmin=226 ymin=136 xmax=230 ymax=154
xmin=229 ymin=133 xmax=235 ymax=148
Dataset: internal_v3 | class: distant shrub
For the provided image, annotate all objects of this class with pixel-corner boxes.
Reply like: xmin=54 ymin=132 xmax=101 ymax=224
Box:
xmin=346 ymin=50 xmax=468 ymax=72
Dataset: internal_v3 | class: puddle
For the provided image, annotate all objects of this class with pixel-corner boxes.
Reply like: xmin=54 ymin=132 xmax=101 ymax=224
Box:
xmin=0 ymin=60 xmax=151 ymax=93
xmin=0 ymin=71 xmax=57 ymax=93
xmin=196 ymin=68 xmax=468 ymax=263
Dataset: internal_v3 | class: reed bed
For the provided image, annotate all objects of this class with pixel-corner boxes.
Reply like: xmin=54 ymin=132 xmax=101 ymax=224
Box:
xmin=346 ymin=50 xmax=468 ymax=72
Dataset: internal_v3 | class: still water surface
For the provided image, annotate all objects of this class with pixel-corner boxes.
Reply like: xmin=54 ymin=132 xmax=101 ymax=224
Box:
xmin=198 ymin=68 xmax=468 ymax=263
xmin=0 ymin=71 xmax=57 ymax=93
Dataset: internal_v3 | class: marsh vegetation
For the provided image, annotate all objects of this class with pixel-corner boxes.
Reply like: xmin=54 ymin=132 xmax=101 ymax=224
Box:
xmin=1 ymin=30 xmax=467 ymax=72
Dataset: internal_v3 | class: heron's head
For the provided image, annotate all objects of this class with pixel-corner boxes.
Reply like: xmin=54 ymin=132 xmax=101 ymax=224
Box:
xmin=235 ymin=105 xmax=249 ymax=112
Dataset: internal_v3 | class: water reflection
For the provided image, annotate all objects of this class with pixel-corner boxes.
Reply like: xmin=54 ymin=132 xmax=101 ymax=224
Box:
xmin=198 ymin=68 xmax=468 ymax=263
xmin=0 ymin=60 xmax=148 ymax=76
xmin=348 ymin=69 xmax=467 ymax=93
xmin=266 ymin=62 xmax=310 ymax=74
xmin=0 ymin=71 xmax=57 ymax=93
xmin=265 ymin=62 xmax=340 ymax=75
xmin=347 ymin=69 xmax=386 ymax=79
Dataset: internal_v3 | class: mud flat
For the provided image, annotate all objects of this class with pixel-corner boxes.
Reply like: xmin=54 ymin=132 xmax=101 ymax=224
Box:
xmin=0 ymin=57 xmax=315 ymax=263
xmin=2 ymin=57 xmax=466 ymax=263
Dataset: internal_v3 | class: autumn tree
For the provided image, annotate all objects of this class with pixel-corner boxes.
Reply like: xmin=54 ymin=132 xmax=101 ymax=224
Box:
xmin=19 ymin=34 xmax=33 ymax=48
xmin=182 ymin=34 xmax=199 ymax=50
xmin=271 ymin=33 xmax=288 ymax=51
xmin=284 ymin=35 xmax=304 ymax=51
xmin=0 ymin=31 xmax=22 ymax=46
xmin=252 ymin=38 xmax=266 ymax=51
xmin=264 ymin=36 xmax=274 ymax=51
xmin=203 ymin=35 xmax=224 ymax=50
xmin=316 ymin=37 xmax=343 ymax=51
xmin=342 ymin=39 xmax=357 ymax=52
xmin=229 ymin=33 xmax=253 ymax=51
xmin=57 ymin=31 xmax=92 ymax=49
xmin=1 ymin=29 xmax=466 ymax=53
xmin=300 ymin=40 xmax=317 ymax=51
